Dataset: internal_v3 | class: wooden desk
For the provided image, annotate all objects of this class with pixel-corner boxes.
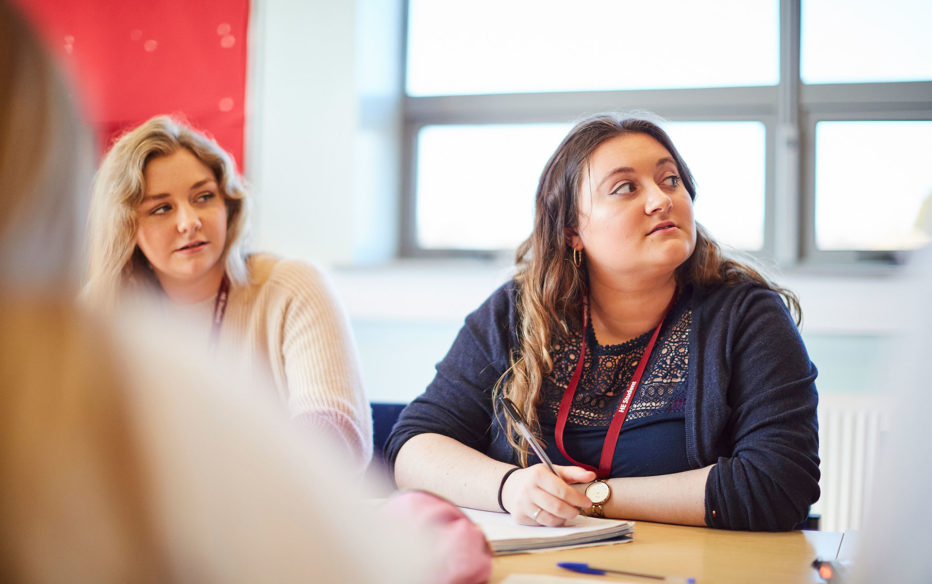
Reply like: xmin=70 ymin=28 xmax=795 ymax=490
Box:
xmin=491 ymin=522 xmax=842 ymax=584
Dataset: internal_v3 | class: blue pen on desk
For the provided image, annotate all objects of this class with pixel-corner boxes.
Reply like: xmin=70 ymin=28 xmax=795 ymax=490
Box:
xmin=558 ymin=562 xmax=696 ymax=584
xmin=500 ymin=396 xmax=557 ymax=474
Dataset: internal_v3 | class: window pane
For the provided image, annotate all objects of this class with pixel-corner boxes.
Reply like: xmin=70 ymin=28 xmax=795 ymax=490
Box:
xmin=415 ymin=121 xmax=765 ymax=252
xmin=415 ymin=124 xmax=569 ymax=250
xmin=407 ymin=0 xmax=779 ymax=96
xmin=802 ymin=0 xmax=932 ymax=84
xmin=815 ymin=121 xmax=932 ymax=250
xmin=666 ymin=122 xmax=766 ymax=251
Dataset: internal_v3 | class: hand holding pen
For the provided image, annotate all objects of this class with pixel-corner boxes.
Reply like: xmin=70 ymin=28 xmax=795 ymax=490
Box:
xmin=500 ymin=396 xmax=595 ymax=526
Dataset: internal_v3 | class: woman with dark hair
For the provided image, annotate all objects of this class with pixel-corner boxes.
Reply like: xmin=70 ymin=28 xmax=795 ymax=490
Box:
xmin=387 ymin=113 xmax=819 ymax=531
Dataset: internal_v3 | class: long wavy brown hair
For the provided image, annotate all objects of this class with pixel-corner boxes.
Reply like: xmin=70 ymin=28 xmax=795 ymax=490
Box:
xmin=498 ymin=113 xmax=801 ymax=465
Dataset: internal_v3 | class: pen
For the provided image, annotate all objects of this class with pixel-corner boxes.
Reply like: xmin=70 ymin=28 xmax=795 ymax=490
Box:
xmin=558 ymin=562 xmax=696 ymax=583
xmin=500 ymin=396 xmax=557 ymax=474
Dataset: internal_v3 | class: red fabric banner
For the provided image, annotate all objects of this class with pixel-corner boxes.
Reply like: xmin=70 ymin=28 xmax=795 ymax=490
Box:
xmin=13 ymin=0 xmax=249 ymax=169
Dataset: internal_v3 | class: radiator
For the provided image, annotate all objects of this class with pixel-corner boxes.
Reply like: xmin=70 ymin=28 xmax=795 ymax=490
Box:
xmin=812 ymin=395 xmax=888 ymax=532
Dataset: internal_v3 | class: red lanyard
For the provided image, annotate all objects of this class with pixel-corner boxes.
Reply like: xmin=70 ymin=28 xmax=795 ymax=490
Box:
xmin=209 ymin=274 xmax=230 ymax=347
xmin=554 ymin=291 xmax=676 ymax=479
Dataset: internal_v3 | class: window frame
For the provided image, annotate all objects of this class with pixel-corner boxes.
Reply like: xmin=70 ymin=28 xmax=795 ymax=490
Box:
xmin=800 ymin=83 xmax=932 ymax=266
xmin=399 ymin=0 xmax=932 ymax=268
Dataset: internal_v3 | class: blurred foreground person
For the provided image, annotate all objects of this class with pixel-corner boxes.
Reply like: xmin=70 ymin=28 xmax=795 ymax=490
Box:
xmin=850 ymin=246 xmax=932 ymax=584
xmin=0 ymin=2 xmax=489 ymax=582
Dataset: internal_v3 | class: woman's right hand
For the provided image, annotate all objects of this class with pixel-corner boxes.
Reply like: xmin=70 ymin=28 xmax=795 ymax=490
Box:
xmin=500 ymin=464 xmax=596 ymax=526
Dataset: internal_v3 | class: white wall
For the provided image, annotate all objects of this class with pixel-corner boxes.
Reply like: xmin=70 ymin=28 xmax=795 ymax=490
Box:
xmin=245 ymin=0 xmax=917 ymax=404
xmin=247 ymin=0 xmax=403 ymax=265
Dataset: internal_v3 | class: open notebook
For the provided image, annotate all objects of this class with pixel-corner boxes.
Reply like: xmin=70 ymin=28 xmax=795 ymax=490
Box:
xmin=460 ymin=508 xmax=634 ymax=555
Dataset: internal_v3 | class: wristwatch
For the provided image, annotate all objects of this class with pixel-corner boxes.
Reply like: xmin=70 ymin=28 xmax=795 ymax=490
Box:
xmin=584 ymin=480 xmax=611 ymax=518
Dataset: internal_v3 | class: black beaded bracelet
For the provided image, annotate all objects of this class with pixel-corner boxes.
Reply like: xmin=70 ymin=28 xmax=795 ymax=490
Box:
xmin=497 ymin=466 xmax=521 ymax=512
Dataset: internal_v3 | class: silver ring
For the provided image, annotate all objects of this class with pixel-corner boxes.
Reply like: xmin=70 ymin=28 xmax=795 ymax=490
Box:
xmin=531 ymin=508 xmax=543 ymax=521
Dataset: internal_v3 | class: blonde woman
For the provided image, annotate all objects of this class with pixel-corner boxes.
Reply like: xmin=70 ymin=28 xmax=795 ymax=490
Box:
xmin=387 ymin=114 xmax=820 ymax=532
xmin=83 ymin=115 xmax=372 ymax=470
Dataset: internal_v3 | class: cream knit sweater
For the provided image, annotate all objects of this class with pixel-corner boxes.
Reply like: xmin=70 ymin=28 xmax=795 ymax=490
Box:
xmin=215 ymin=253 xmax=373 ymax=471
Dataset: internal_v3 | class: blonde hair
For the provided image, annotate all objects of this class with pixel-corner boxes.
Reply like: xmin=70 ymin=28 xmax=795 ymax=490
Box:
xmin=83 ymin=115 xmax=250 ymax=309
xmin=499 ymin=113 xmax=801 ymax=465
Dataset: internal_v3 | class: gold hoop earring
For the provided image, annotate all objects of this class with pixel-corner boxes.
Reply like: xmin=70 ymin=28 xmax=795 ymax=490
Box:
xmin=573 ymin=248 xmax=583 ymax=267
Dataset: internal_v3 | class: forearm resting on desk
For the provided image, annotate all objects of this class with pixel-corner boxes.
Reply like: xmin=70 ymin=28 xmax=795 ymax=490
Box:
xmin=394 ymin=433 xmax=515 ymax=511
xmin=573 ymin=465 xmax=714 ymax=526
xmin=395 ymin=434 xmax=595 ymax=527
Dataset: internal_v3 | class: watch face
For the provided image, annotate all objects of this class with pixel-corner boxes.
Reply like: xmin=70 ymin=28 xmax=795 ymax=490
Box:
xmin=586 ymin=480 xmax=610 ymax=504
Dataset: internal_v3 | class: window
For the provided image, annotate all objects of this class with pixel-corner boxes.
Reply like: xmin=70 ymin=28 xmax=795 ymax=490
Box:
xmin=406 ymin=0 xmax=778 ymax=96
xmin=814 ymin=121 xmax=932 ymax=251
xmin=801 ymin=0 xmax=932 ymax=84
xmin=412 ymin=121 xmax=767 ymax=252
xmin=414 ymin=123 xmax=568 ymax=250
xmin=666 ymin=122 xmax=767 ymax=251
xmin=403 ymin=0 xmax=932 ymax=265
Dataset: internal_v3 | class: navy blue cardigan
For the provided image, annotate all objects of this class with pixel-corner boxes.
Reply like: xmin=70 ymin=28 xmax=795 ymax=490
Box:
xmin=385 ymin=280 xmax=820 ymax=531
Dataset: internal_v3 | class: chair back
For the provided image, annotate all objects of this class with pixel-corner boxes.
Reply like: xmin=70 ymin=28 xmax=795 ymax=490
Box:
xmin=367 ymin=402 xmax=407 ymax=490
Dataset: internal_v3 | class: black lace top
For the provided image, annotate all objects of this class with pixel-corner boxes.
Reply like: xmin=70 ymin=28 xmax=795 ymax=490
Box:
xmin=540 ymin=306 xmax=691 ymax=426
xmin=536 ymin=298 xmax=692 ymax=476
